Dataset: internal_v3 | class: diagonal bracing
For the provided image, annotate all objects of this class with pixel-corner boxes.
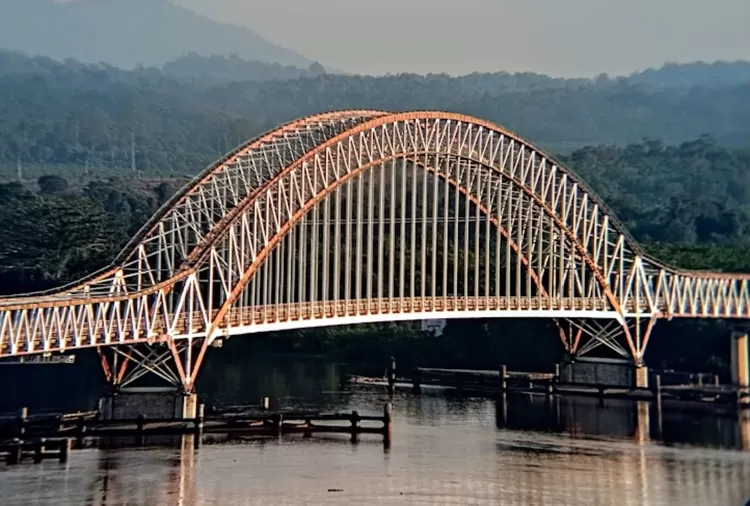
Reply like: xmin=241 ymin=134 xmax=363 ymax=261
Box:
xmin=0 ymin=111 xmax=749 ymax=392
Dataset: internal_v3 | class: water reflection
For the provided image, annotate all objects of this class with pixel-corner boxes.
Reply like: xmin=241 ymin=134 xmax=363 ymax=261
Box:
xmin=81 ymin=438 xmax=197 ymax=506
xmin=5 ymin=394 xmax=746 ymax=505
xmin=2 ymin=356 xmax=750 ymax=505
xmin=492 ymin=391 xmax=750 ymax=452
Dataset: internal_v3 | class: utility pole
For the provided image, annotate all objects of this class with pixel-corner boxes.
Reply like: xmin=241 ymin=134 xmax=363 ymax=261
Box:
xmin=131 ymin=130 xmax=136 ymax=172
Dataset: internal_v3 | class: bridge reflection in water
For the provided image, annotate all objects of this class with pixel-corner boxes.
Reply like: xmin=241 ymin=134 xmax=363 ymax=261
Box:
xmin=495 ymin=392 xmax=750 ymax=450
xmin=2 ymin=390 xmax=750 ymax=506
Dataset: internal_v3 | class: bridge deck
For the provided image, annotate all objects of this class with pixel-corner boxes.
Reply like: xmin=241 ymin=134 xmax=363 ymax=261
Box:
xmin=1 ymin=296 xmax=619 ymax=357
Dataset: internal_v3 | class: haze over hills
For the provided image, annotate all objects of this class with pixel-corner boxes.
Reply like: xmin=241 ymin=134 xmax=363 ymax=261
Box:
xmin=0 ymin=0 xmax=315 ymax=69
xmin=1 ymin=0 xmax=749 ymax=86
xmin=0 ymin=49 xmax=747 ymax=182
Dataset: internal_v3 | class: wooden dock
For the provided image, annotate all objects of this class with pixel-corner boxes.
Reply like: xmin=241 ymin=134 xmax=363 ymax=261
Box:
xmin=0 ymin=438 xmax=71 ymax=464
xmin=372 ymin=361 xmax=749 ymax=411
xmin=0 ymin=403 xmax=393 ymax=465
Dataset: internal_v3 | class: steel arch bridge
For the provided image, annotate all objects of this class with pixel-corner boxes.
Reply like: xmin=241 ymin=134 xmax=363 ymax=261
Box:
xmin=2 ymin=110 xmax=749 ymax=392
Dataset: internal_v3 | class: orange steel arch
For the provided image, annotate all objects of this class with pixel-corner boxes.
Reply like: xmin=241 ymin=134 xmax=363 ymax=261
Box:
xmin=0 ymin=112 xmax=621 ymax=324
xmin=122 ymin=110 xmax=386 ymax=267
xmin=182 ymin=110 xmax=750 ymax=286
xmin=206 ymin=152 xmax=610 ymax=331
xmin=2 ymin=110 xmax=388 ymax=300
xmin=6 ymin=110 xmax=742 ymax=309
xmin=168 ymin=111 xmax=644 ymax=364
xmin=185 ymin=157 xmax=556 ymax=386
xmin=216 ymin=157 xmax=552 ymax=321
xmin=195 ymin=120 xmax=621 ymax=307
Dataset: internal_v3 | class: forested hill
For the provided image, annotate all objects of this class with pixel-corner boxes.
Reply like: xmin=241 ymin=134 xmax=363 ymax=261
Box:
xmin=1 ymin=139 xmax=749 ymax=296
xmin=626 ymin=61 xmax=750 ymax=89
xmin=0 ymin=52 xmax=748 ymax=180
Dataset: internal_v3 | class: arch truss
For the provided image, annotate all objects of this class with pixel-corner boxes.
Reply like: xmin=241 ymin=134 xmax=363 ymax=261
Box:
xmin=1 ymin=111 xmax=749 ymax=391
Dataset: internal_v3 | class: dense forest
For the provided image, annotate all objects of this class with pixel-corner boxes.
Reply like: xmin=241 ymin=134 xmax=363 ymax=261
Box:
xmin=0 ymin=52 xmax=749 ymax=374
xmin=2 ymin=137 xmax=749 ymax=295
xmin=0 ymin=51 xmax=748 ymax=181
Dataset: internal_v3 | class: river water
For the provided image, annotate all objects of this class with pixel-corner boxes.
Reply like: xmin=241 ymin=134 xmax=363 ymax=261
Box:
xmin=1 ymin=355 xmax=750 ymax=505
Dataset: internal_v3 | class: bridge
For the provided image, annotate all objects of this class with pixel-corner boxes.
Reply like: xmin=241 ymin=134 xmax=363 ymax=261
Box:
xmin=1 ymin=110 xmax=749 ymax=395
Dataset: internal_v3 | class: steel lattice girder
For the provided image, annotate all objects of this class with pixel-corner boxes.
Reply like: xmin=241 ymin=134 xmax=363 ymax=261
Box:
xmin=1 ymin=111 xmax=750 ymax=364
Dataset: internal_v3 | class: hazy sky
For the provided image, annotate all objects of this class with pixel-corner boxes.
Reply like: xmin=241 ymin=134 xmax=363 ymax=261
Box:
xmin=175 ymin=0 xmax=750 ymax=76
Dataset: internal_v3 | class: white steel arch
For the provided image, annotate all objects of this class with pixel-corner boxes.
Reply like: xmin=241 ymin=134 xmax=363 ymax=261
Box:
xmin=1 ymin=111 xmax=749 ymax=391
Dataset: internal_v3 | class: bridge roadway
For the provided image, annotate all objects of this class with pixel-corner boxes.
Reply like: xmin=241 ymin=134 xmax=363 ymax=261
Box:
xmin=2 ymin=296 xmax=625 ymax=357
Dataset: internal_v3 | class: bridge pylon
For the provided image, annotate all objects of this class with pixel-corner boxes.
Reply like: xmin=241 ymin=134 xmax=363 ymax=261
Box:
xmin=558 ymin=316 xmax=655 ymax=361
xmin=96 ymin=339 xmax=204 ymax=421
xmin=558 ymin=315 xmax=656 ymax=387
xmin=97 ymin=336 xmax=208 ymax=394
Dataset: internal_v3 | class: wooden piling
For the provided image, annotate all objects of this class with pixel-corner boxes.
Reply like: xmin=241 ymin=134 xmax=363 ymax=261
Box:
xmin=500 ymin=365 xmax=508 ymax=391
xmin=6 ymin=442 xmax=21 ymax=465
xmin=350 ymin=411 xmax=359 ymax=443
xmin=195 ymin=404 xmax=205 ymax=435
xmin=653 ymin=375 xmax=663 ymax=438
xmin=412 ymin=368 xmax=421 ymax=394
xmin=59 ymin=439 xmax=71 ymax=463
xmin=18 ymin=407 xmax=28 ymax=437
xmin=75 ymin=418 xmax=86 ymax=443
xmin=387 ymin=357 xmax=396 ymax=394
xmin=33 ymin=439 xmax=46 ymax=464
xmin=275 ymin=414 xmax=283 ymax=437
xmin=383 ymin=403 xmax=392 ymax=445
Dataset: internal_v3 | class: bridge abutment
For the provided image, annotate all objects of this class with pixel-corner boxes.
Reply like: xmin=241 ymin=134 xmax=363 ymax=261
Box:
xmin=99 ymin=387 xmax=198 ymax=421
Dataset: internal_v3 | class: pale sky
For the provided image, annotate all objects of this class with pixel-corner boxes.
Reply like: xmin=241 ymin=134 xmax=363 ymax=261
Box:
xmin=175 ymin=0 xmax=750 ymax=76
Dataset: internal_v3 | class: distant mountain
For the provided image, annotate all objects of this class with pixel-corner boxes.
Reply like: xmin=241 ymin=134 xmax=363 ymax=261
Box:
xmin=163 ymin=53 xmax=324 ymax=83
xmin=0 ymin=0 xmax=315 ymax=69
xmin=627 ymin=61 xmax=750 ymax=88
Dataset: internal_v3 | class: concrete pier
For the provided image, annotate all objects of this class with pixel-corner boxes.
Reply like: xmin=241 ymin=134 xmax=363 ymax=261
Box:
xmin=560 ymin=357 xmax=643 ymax=388
xmin=635 ymin=366 xmax=649 ymax=389
xmin=731 ymin=331 xmax=749 ymax=394
xmin=99 ymin=387 xmax=198 ymax=420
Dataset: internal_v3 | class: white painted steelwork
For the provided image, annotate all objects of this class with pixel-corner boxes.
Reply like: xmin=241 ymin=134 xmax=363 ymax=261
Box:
xmin=2 ymin=111 xmax=748 ymax=390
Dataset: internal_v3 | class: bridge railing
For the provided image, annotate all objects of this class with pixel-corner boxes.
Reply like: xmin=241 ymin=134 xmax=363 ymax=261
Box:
xmin=2 ymin=296 xmax=618 ymax=357
xmin=221 ymin=296 xmax=613 ymax=328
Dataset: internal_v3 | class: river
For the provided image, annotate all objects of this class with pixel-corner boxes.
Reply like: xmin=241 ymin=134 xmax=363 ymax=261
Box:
xmin=1 ymin=355 xmax=749 ymax=505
